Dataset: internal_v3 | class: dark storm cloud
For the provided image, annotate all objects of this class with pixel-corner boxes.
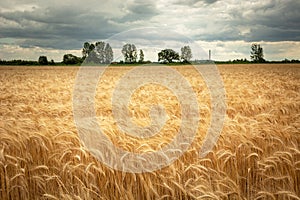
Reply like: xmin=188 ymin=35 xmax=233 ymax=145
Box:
xmin=191 ymin=23 xmax=243 ymax=42
xmin=0 ymin=0 xmax=160 ymax=50
xmin=0 ymin=5 xmax=124 ymax=49
xmin=228 ymin=0 xmax=300 ymax=42
xmin=245 ymin=26 xmax=300 ymax=42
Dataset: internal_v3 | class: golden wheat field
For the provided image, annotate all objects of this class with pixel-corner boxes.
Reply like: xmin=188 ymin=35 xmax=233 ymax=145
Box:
xmin=0 ymin=64 xmax=299 ymax=200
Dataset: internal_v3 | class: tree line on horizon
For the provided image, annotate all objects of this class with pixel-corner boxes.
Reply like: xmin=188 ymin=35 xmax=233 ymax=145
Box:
xmin=0 ymin=43 xmax=299 ymax=65
xmin=80 ymin=42 xmax=193 ymax=65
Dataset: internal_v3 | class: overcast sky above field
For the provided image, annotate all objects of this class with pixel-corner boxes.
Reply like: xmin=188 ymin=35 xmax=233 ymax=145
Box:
xmin=0 ymin=0 xmax=299 ymax=61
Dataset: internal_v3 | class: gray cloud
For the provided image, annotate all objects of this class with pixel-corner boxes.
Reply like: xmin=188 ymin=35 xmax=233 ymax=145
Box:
xmin=174 ymin=0 xmax=218 ymax=6
xmin=116 ymin=1 xmax=159 ymax=23
xmin=228 ymin=0 xmax=300 ymax=42
xmin=0 ymin=4 xmax=124 ymax=49
xmin=166 ymin=0 xmax=300 ymax=42
xmin=0 ymin=0 xmax=163 ymax=50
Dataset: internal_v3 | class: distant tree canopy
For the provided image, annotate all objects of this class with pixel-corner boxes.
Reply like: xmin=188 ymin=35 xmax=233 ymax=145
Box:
xmin=38 ymin=56 xmax=48 ymax=65
xmin=250 ymin=43 xmax=265 ymax=63
xmin=63 ymin=54 xmax=82 ymax=65
xmin=0 ymin=59 xmax=39 ymax=65
xmin=181 ymin=46 xmax=192 ymax=62
xmin=158 ymin=49 xmax=180 ymax=63
xmin=82 ymin=41 xmax=113 ymax=64
xmin=122 ymin=44 xmax=137 ymax=63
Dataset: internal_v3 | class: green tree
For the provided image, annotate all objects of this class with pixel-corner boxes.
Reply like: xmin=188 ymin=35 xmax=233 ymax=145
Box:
xmin=139 ymin=49 xmax=144 ymax=63
xmin=38 ymin=56 xmax=48 ymax=65
xmin=250 ymin=43 xmax=265 ymax=63
xmin=83 ymin=41 xmax=113 ymax=64
xmin=63 ymin=54 xmax=81 ymax=65
xmin=122 ymin=44 xmax=137 ymax=63
xmin=85 ymin=50 xmax=99 ymax=64
xmin=181 ymin=46 xmax=192 ymax=63
xmin=104 ymin=43 xmax=113 ymax=64
xmin=82 ymin=42 xmax=95 ymax=59
xmin=158 ymin=49 xmax=180 ymax=63
xmin=82 ymin=42 xmax=90 ymax=58
xmin=95 ymin=41 xmax=105 ymax=63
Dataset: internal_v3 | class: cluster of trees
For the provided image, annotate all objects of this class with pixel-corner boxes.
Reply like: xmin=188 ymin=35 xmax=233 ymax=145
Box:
xmin=0 ymin=60 xmax=40 ymax=65
xmin=82 ymin=41 xmax=113 ymax=64
xmin=158 ymin=49 xmax=180 ymax=63
xmin=120 ymin=44 xmax=192 ymax=64
xmin=63 ymin=54 xmax=82 ymax=65
xmin=215 ymin=58 xmax=251 ymax=64
xmin=121 ymin=44 xmax=138 ymax=63
xmin=280 ymin=58 xmax=300 ymax=63
xmin=38 ymin=54 xmax=82 ymax=65
xmin=0 ymin=57 xmax=56 ymax=65
xmin=157 ymin=46 xmax=192 ymax=63
xmin=120 ymin=44 xmax=146 ymax=64
xmin=38 ymin=56 xmax=55 ymax=65
xmin=120 ymin=44 xmax=146 ymax=63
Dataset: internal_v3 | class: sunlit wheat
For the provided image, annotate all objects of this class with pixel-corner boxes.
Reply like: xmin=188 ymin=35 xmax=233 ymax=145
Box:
xmin=0 ymin=64 xmax=299 ymax=199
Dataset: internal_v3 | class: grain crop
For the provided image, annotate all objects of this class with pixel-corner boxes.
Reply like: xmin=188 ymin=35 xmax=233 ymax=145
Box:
xmin=0 ymin=64 xmax=299 ymax=199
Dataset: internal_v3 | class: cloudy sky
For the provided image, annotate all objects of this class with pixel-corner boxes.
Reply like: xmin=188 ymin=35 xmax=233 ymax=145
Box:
xmin=0 ymin=0 xmax=299 ymax=61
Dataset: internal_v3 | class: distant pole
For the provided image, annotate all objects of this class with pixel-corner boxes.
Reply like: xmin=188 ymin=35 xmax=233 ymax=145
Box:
xmin=209 ymin=50 xmax=211 ymax=61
